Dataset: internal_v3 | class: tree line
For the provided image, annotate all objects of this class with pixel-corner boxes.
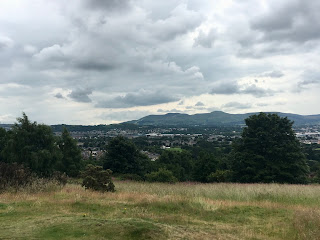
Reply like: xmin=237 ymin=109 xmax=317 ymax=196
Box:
xmin=0 ymin=112 xmax=316 ymax=184
xmin=0 ymin=113 xmax=82 ymax=177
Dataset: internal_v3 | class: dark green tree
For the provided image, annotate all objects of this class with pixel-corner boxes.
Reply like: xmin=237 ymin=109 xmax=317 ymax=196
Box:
xmin=231 ymin=113 xmax=309 ymax=183
xmin=155 ymin=150 xmax=193 ymax=181
xmin=57 ymin=128 xmax=83 ymax=177
xmin=82 ymin=164 xmax=115 ymax=192
xmin=103 ymin=136 xmax=151 ymax=176
xmin=192 ymin=152 xmax=218 ymax=182
xmin=2 ymin=113 xmax=61 ymax=176
xmin=0 ymin=127 xmax=7 ymax=162
xmin=145 ymin=168 xmax=177 ymax=183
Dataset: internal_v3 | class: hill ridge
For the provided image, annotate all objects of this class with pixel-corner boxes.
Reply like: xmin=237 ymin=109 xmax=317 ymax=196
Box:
xmin=128 ymin=111 xmax=320 ymax=126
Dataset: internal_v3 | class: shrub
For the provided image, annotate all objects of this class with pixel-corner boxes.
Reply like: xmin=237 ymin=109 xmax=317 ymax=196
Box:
xmin=0 ymin=162 xmax=66 ymax=193
xmin=51 ymin=171 xmax=68 ymax=186
xmin=0 ymin=162 xmax=34 ymax=192
xmin=119 ymin=174 xmax=143 ymax=181
xmin=24 ymin=177 xmax=64 ymax=193
xmin=207 ymin=170 xmax=232 ymax=183
xmin=145 ymin=168 xmax=178 ymax=183
xmin=81 ymin=164 xmax=115 ymax=192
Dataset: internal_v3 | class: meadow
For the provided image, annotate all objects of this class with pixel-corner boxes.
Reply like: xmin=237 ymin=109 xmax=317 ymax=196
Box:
xmin=1 ymin=181 xmax=320 ymax=240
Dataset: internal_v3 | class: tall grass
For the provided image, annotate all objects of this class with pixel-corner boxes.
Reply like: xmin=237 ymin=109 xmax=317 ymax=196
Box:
xmin=1 ymin=181 xmax=320 ymax=239
xmin=116 ymin=181 xmax=320 ymax=206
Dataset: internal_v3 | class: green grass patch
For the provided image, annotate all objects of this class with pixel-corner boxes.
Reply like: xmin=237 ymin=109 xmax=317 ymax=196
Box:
xmin=1 ymin=182 xmax=320 ymax=239
xmin=36 ymin=218 xmax=166 ymax=240
xmin=165 ymin=147 xmax=183 ymax=152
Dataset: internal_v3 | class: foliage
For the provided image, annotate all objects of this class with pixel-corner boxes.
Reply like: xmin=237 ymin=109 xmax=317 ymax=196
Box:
xmin=155 ymin=150 xmax=193 ymax=181
xmin=192 ymin=152 xmax=219 ymax=182
xmin=145 ymin=168 xmax=177 ymax=183
xmin=103 ymin=136 xmax=151 ymax=177
xmin=0 ymin=162 xmax=34 ymax=192
xmin=51 ymin=171 xmax=68 ymax=186
xmin=0 ymin=162 xmax=66 ymax=193
xmin=207 ymin=170 xmax=232 ymax=183
xmin=57 ymin=128 xmax=83 ymax=177
xmin=118 ymin=174 xmax=144 ymax=181
xmin=0 ymin=114 xmax=83 ymax=178
xmin=231 ymin=113 xmax=309 ymax=183
xmin=82 ymin=164 xmax=115 ymax=192
xmin=1 ymin=113 xmax=62 ymax=176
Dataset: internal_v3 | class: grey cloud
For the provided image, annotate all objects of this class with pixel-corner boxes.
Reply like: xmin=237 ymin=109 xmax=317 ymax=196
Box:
xmin=54 ymin=93 xmax=64 ymax=99
xmin=83 ymin=0 xmax=131 ymax=11
xmin=157 ymin=108 xmax=183 ymax=113
xmin=34 ymin=44 xmax=65 ymax=62
xmin=195 ymin=101 xmax=205 ymax=106
xmin=100 ymin=110 xmax=150 ymax=122
xmin=259 ymin=70 xmax=284 ymax=78
xmin=178 ymin=100 xmax=184 ymax=105
xmin=68 ymin=88 xmax=92 ymax=103
xmin=96 ymin=90 xmax=179 ymax=108
xmin=0 ymin=36 xmax=14 ymax=50
xmin=149 ymin=4 xmax=203 ymax=41
xmin=193 ymin=29 xmax=215 ymax=48
xmin=297 ymin=70 xmax=320 ymax=90
xmin=222 ymin=102 xmax=252 ymax=110
xmin=210 ymin=81 xmax=239 ymax=94
xmin=211 ymin=81 xmax=275 ymax=97
xmin=237 ymin=42 xmax=292 ymax=58
xmin=1 ymin=0 xmax=318 ymax=125
xmin=256 ymin=103 xmax=269 ymax=107
xmin=241 ymin=84 xmax=275 ymax=97
xmin=251 ymin=1 xmax=320 ymax=43
xmin=75 ymin=60 xmax=114 ymax=71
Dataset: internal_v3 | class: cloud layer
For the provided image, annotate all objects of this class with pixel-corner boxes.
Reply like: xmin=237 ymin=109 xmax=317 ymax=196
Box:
xmin=0 ymin=0 xmax=320 ymax=124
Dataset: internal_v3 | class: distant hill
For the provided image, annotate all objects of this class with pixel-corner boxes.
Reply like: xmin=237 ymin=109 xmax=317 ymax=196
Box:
xmin=128 ymin=111 xmax=320 ymax=126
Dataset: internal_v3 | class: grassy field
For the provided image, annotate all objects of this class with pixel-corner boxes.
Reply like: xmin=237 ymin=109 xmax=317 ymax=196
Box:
xmin=1 ymin=181 xmax=320 ymax=240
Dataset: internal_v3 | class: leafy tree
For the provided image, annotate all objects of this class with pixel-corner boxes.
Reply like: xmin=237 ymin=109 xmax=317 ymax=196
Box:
xmin=231 ymin=113 xmax=309 ymax=183
xmin=207 ymin=170 xmax=232 ymax=183
xmin=2 ymin=113 xmax=61 ymax=176
xmin=57 ymin=128 xmax=83 ymax=177
xmin=82 ymin=164 xmax=115 ymax=192
xmin=192 ymin=152 xmax=218 ymax=182
xmin=155 ymin=150 xmax=193 ymax=181
xmin=103 ymin=136 xmax=151 ymax=176
xmin=145 ymin=168 xmax=177 ymax=183
xmin=0 ymin=127 xmax=7 ymax=161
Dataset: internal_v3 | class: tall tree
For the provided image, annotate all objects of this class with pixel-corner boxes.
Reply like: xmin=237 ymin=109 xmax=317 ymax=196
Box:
xmin=0 ymin=127 xmax=7 ymax=162
xmin=231 ymin=113 xmax=309 ymax=183
xmin=103 ymin=136 xmax=151 ymax=176
xmin=155 ymin=150 xmax=193 ymax=181
xmin=2 ymin=113 xmax=61 ymax=176
xmin=57 ymin=128 xmax=83 ymax=177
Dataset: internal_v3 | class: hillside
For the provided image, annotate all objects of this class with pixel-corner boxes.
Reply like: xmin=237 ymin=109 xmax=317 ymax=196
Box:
xmin=129 ymin=111 xmax=320 ymax=126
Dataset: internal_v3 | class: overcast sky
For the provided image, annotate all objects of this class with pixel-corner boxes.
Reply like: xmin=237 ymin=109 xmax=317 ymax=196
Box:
xmin=1 ymin=0 xmax=320 ymax=125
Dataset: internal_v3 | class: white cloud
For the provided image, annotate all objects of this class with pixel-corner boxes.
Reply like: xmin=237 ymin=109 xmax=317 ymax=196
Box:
xmin=0 ymin=0 xmax=320 ymax=124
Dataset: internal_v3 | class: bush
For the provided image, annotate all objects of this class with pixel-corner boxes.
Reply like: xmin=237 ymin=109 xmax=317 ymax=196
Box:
xmin=0 ymin=162 xmax=66 ymax=193
xmin=0 ymin=162 xmax=34 ymax=192
xmin=51 ymin=171 xmax=68 ymax=186
xmin=207 ymin=170 xmax=232 ymax=183
xmin=118 ymin=174 xmax=143 ymax=181
xmin=24 ymin=177 xmax=65 ymax=193
xmin=145 ymin=168 xmax=178 ymax=183
xmin=81 ymin=164 xmax=115 ymax=192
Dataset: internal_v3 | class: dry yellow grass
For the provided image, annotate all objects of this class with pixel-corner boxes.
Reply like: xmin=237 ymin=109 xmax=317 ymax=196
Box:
xmin=1 ymin=181 xmax=320 ymax=239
